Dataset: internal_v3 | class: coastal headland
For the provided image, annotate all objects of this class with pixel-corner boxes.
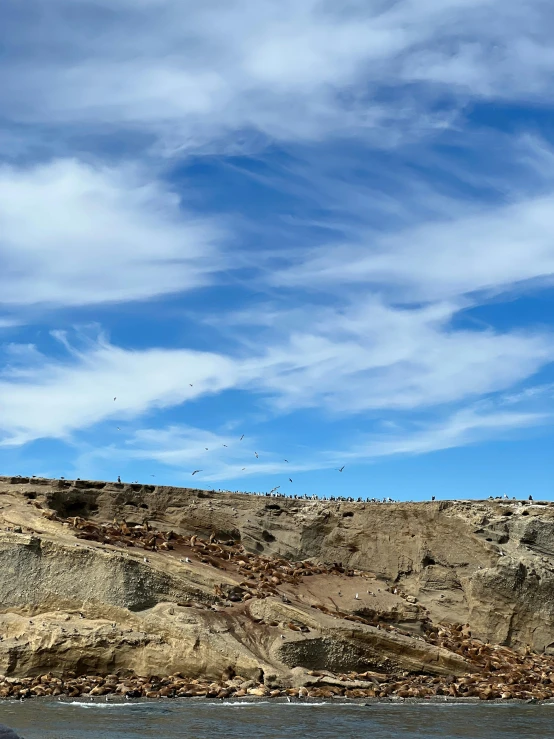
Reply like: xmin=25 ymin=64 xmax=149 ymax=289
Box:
xmin=1 ymin=476 xmax=554 ymax=701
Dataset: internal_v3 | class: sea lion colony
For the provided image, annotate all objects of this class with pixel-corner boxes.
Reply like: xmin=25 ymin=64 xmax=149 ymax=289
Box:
xmin=0 ymin=509 xmax=553 ymax=701
xmin=2 ymin=621 xmax=554 ymax=701
xmin=2 ymin=475 xmax=554 ymax=702
xmin=45 ymin=511 xmax=363 ymax=603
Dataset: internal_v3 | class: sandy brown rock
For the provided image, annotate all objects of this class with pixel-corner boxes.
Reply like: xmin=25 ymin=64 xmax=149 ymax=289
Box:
xmin=1 ymin=476 xmax=554 ymax=687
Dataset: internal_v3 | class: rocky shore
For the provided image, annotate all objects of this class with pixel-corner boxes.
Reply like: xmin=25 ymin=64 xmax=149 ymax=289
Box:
xmin=3 ymin=621 xmax=554 ymax=702
xmin=2 ymin=476 xmax=554 ymax=702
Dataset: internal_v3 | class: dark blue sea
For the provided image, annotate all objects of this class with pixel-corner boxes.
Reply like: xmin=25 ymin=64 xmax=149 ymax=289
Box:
xmin=1 ymin=700 xmax=551 ymax=738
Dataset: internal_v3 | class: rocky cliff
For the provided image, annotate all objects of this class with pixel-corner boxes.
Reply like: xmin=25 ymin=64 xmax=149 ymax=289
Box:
xmin=0 ymin=476 xmax=553 ymax=689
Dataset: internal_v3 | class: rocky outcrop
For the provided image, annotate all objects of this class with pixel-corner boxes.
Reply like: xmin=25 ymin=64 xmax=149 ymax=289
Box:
xmin=1 ymin=476 xmax=554 ymax=686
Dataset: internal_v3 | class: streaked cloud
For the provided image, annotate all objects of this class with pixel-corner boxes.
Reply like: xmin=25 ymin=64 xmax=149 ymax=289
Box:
xmin=0 ymin=332 xmax=240 ymax=446
xmin=1 ymin=0 xmax=553 ymax=154
xmin=0 ymin=159 xmax=226 ymax=308
xmin=1 ymin=302 xmax=552 ymax=448
xmin=0 ymin=0 xmax=554 ymax=496
xmin=345 ymin=407 xmax=552 ymax=461
xmin=234 ymin=298 xmax=554 ymax=412
xmin=270 ymin=192 xmax=554 ymax=302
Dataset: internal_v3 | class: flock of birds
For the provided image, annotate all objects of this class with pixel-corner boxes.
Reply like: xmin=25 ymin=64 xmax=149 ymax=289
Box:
xmin=189 ymin=432 xmax=346 ymax=486
xmin=200 ymin=490 xmax=396 ymax=504
xmin=111 ymin=395 xmax=350 ymax=498
xmin=25 ymin=396 xmax=537 ymax=505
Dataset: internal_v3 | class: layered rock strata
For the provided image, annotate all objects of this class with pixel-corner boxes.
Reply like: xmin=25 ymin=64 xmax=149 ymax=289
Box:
xmin=0 ymin=476 xmax=553 ymax=698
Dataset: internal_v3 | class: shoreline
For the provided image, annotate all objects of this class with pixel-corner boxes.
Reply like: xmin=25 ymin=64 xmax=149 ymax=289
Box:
xmin=3 ymin=694 xmax=553 ymax=706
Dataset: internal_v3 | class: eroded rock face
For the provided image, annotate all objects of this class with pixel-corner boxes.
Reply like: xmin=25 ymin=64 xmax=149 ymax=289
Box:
xmin=1 ymin=476 xmax=554 ymax=683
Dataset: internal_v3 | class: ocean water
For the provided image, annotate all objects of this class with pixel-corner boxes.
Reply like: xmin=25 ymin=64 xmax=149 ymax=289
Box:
xmin=0 ymin=700 xmax=551 ymax=739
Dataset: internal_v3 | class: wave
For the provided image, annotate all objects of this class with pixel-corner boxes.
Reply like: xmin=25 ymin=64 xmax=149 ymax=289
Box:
xmin=55 ymin=701 xmax=172 ymax=712
xmin=54 ymin=699 xmax=344 ymax=709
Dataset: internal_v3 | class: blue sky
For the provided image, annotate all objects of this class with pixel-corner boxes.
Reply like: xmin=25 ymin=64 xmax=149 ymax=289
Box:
xmin=1 ymin=0 xmax=554 ymax=500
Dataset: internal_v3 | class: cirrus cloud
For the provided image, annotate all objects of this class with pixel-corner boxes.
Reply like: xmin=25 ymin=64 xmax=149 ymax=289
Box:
xmin=1 ymin=0 xmax=553 ymax=153
xmin=0 ymin=158 xmax=227 ymax=308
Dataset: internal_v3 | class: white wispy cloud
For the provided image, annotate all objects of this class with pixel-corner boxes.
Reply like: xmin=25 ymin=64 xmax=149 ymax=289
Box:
xmin=0 ymin=332 xmax=241 ymax=446
xmin=344 ymin=407 xmax=552 ymax=460
xmin=0 ymin=300 xmax=552 ymax=449
xmin=230 ymin=297 xmax=554 ymax=412
xmin=0 ymin=158 xmax=226 ymax=308
xmin=270 ymin=192 xmax=554 ymax=303
xmin=1 ymin=0 xmax=553 ymax=153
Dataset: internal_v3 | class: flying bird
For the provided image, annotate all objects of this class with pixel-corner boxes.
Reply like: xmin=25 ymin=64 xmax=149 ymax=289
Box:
xmin=240 ymin=435 xmax=244 ymax=441
xmin=113 ymin=397 xmax=116 ymax=401
xmin=242 ymin=468 xmax=246 ymax=471
xmin=189 ymin=384 xmax=193 ymax=387
xmin=289 ymin=478 xmax=293 ymax=483
xmin=192 ymin=470 xmax=202 ymax=476
xmin=269 ymin=486 xmax=281 ymax=494
xmin=223 ymin=444 xmax=227 ymax=447
xmin=254 ymin=452 xmax=259 ymax=458
xmin=284 ymin=459 xmax=289 ymax=463
xmin=205 ymin=448 xmax=209 ymax=451
xmin=338 ymin=466 xmax=345 ymax=472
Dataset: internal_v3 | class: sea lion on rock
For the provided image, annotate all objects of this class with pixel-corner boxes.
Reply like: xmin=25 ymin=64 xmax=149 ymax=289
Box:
xmin=0 ymin=727 xmax=23 ymax=739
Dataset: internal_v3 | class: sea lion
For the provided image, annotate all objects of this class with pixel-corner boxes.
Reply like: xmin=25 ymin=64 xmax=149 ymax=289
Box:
xmin=0 ymin=727 xmax=23 ymax=739
xmin=222 ymin=665 xmax=236 ymax=681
